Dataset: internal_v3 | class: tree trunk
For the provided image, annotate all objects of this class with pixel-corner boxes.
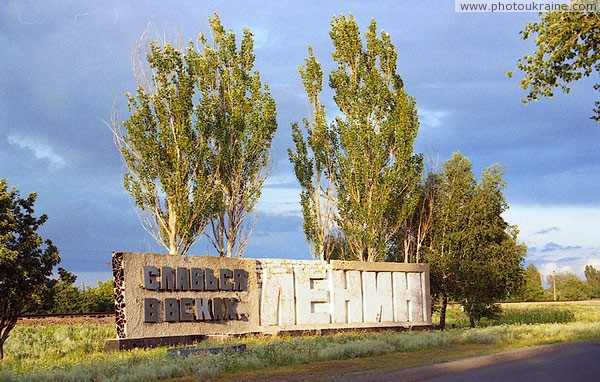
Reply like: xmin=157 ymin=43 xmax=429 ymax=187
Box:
xmin=468 ymin=304 xmax=476 ymax=328
xmin=439 ymin=294 xmax=448 ymax=330
xmin=168 ymin=205 xmax=178 ymax=255
xmin=0 ymin=321 xmax=16 ymax=360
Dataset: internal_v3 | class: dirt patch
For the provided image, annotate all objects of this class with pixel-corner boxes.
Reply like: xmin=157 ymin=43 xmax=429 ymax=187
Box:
xmin=212 ymin=344 xmax=507 ymax=382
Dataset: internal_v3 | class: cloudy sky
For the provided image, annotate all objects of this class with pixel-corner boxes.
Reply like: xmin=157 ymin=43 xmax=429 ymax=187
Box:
xmin=1 ymin=1 xmax=598 ymax=287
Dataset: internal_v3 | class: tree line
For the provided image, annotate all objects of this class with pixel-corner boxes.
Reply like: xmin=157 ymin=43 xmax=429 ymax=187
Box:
xmin=35 ymin=269 xmax=115 ymax=315
xmin=515 ymin=263 xmax=600 ymax=302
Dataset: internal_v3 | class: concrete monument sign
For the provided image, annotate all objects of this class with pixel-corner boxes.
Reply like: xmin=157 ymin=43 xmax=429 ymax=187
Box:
xmin=107 ymin=252 xmax=431 ymax=350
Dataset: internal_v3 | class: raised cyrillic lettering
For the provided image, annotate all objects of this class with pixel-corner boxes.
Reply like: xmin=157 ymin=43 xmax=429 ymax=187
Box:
xmin=190 ymin=268 xmax=204 ymax=291
xmin=233 ymin=269 xmax=248 ymax=291
xmin=224 ymin=298 xmax=238 ymax=320
xmin=180 ymin=298 xmax=194 ymax=321
xmin=164 ymin=298 xmax=179 ymax=322
xmin=195 ymin=298 xmax=212 ymax=321
xmin=143 ymin=266 xmax=160 ymax=290
xmin=176 ymin=267 xmax=189 ymax=291
xmin=161 ymin=267 xmax=175 ymax=291
xmin=144 ymin=298 xmax=159 ymax=323
xmin=220 ymin=269 xmax=233 ymax=291
xmin=205 ymin=269 xmax=218 ymax=291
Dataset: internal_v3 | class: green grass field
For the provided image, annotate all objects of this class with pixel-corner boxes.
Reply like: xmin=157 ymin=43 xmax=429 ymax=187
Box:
xmin=2 ymin=301 xmax=600 ymax=381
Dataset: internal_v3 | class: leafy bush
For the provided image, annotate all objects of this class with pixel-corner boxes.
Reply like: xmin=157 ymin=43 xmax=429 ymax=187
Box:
xmin=492 ymin=307 xmax=575 ymax=326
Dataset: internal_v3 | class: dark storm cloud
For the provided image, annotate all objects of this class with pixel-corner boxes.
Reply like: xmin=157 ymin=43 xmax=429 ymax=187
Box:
xmin=538 ymin=242 xmax=582 ymax=253
xmin=1 ymin=0 xmax=598 ymax=283
xmin=534 ymin=227 xmax=561 ymax=235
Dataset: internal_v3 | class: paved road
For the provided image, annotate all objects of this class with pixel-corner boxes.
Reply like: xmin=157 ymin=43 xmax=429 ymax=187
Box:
xmin=368 ymin=339 xmax=600 ymax=382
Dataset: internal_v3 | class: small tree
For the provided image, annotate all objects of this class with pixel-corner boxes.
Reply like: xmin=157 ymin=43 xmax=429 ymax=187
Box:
xmin=549 ymin=272 xmax=592 ymax=300
xmin=428 ymin=153 xmax=476 ymax=330
xmin=81 ymin=280 xmax=115 ymax=313
xmin=458 ymin=164 xmax=525 ymax=328
xmin=0 ymin=179 xmax=59 ymax=359
xmin=513 ymin=263 xmax=546 ymax=302
xmin=428 ymin=153 xmax=525 ymax=328
xmin=585 ymin=265 xmax=600 ymax=298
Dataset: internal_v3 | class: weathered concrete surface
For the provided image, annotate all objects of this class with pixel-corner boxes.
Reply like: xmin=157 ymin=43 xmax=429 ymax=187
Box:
xmin=116 ymin=253 xmax=259 ymax=339
xmin=112 ymin=253 xmax=431 ymax=342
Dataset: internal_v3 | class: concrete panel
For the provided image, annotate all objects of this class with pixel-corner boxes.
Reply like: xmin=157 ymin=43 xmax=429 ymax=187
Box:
xmin=294 ymin=267 xmax=331 ymax=325
xmin=331 ymin=270 xmax=363 ymax=323
xmin=259 ymin=266 xmax=296 ymax=326
xmin=362 ymin=272 xmax=394 ymax=322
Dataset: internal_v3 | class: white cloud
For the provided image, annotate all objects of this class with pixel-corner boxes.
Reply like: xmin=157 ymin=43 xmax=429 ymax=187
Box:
xmin=505 ymin=204 xmax=600 ymax=280
xmin=7 ymin=134 xmax=66 ymax=169
xmin=504 ymin=204 xmax=600 ymax=248
xmin=264 ymin=173 xmax=298 ymax=187
xmin=256 ymin=186 xmax=301 ymax=216
xmin=418 ymin=108 xmax=449 ymax=128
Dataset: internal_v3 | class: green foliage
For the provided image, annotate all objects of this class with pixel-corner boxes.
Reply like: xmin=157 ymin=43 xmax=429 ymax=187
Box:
xmin=512 ymin=264 xmax=546 ymax=302
xmin=114 ymin=28 xmax=220 ymax=255
xmin=490 ymin=307 xmax=575 ymax=326
xmin=585 ymin=265 xmax=600 ymax=297
xmin=195 ymin=16 xmax=278 ymax=258
xmin=114 ymin=14 xmax=276 ymax=256
xmin=511 ymin=3 xmax=600 ymax=121
xmin=38 ymin=277 xmax=114 ymax=314
xmin=50 ymin=282 xmax=83 ymax=314
xmin=427 ymin=153 xmax=526 ymax=328
xmin=434 ymin=303 xmax=583 ymax=329
xmin=547 ymin=272 xmax=593 ymax=300
xmin=289 ymin=47 xmax=339 ymax=260
xmin=330 ymin=15 xmax=421 ymax=262
xmin=81 ymin=280 xmax=115 ymax=313
xmin=0 ymin=179 xmax=60 ymax=359
xmin=292 ymin=14 xmax=422 ymax=262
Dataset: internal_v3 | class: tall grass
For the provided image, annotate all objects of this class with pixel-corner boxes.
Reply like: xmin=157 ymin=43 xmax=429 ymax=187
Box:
xmin=2 ymin=301 xmax=600 ymax=381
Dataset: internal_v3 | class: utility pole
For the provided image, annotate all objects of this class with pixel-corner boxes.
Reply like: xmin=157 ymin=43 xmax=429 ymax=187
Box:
xmin=553 ymin=270 xmax=557 ymax=301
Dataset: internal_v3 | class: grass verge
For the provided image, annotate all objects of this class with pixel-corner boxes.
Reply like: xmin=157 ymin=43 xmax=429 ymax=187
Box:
xmin=1 ymin=301 xmax=600 ymax=381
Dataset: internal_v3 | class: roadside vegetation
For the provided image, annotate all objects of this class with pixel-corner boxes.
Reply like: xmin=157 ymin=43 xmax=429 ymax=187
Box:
xmin=1 ymin=301 xmax=599 ymax=381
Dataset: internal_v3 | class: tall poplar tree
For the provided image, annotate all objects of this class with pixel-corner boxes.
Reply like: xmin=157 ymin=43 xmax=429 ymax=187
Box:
xmin=194 ymin=16 xmax=278 ymax=258
xmin=113 ymin=33 xmax=219 ymax=255
xmin=113 ymin=15 xmax=275 ymax=256
xmin=291 ymin=14 xmax=421 ymax=262
xmin=289 ymin=47 xmax=339 ymax=260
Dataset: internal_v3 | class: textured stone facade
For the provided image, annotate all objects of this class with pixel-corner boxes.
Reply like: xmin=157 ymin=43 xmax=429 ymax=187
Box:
xmin=112 ymin=252 xmax=431 ymax=340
